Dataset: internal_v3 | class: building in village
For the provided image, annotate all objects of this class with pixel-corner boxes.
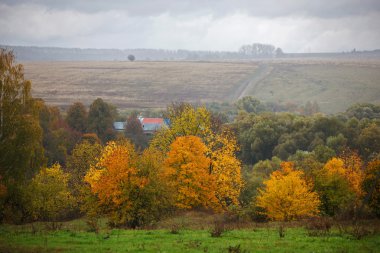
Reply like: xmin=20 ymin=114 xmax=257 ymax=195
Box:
xmin=113 ymin=116 xmax=168 ymax=134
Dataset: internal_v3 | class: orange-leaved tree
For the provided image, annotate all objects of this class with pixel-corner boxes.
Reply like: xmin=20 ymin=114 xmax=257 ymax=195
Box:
xmin=84 ymin=140 xmax=146 ymax=226
xmin=84 ymin=139 xmax=174 ymax=227
xmin=163 ymin=135 xmax=220 ymax=210
xmin=152 ymin=104 xmax=243 ymax=209
xmin=256 ymin=162 xmax=320 ymax=221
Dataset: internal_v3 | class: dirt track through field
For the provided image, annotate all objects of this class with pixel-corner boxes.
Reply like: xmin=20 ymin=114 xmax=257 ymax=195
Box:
xmin=230 ymin=63 xmax=273 ymax=101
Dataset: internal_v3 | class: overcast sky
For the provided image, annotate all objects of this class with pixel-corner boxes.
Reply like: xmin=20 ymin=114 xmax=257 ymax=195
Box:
xmin=0 ymin=0 xmax=379 ymax=53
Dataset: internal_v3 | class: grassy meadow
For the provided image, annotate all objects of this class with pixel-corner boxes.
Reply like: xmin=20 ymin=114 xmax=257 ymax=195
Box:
xmin=22 ymin=58 xmax=380 ymax=114
xmin=1 ymin=212 xmax=380 ymax=253
xmin=247 ymin=59 xmax=380 ymax=114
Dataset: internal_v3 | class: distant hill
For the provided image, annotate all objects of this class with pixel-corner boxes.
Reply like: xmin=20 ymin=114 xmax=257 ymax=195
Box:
xmin=2 ymin=45 xmax=380 ymax=61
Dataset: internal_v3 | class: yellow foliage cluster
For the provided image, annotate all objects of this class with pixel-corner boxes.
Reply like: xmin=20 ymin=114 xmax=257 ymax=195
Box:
xmin=209 ymin=131 xmax=243 ymax=207
xmin=256 ymin=162 xmax=320 ymax=221
xmin=151 ymin=105 xmax=212 ymax=153
xmin=323 ymin=156 xmax=364 ymax=198
xmin=28 ymin=164 xmax=74 ymax=221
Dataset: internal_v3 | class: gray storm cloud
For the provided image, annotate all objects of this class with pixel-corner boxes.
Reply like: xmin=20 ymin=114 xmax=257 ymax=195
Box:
xmin=0 ymin=0 xmax=379 ymax=52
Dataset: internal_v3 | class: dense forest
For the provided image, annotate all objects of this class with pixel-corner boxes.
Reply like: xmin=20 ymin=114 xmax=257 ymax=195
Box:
xmin=1 ymin=49 xmax=379 ymax=230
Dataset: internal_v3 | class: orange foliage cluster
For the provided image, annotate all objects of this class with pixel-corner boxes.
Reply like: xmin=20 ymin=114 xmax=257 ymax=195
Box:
xmin=85 ymin=141 xmax=146 ymax=207
xmin=163 ymin=136 xmax=220 ymax=210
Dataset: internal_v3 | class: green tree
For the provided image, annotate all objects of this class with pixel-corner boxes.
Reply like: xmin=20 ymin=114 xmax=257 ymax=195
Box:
xmin=87 ymin=98 xmax=115 ymax=143
xmin=66 ymin=102 xmax=88 ymax=133
xmin=345 ymin=103 xmax=380 ymax=120
xmin=0 ymin=49 xmax=45 ymax=180
xmin=236 ymin=96 xmax=266 ymax=114
xmin=357 ymin=123 xmax=380 ymax=158
xmin=240 ymin=157 xmax=281 ymax=207
xmin=125 ymin=113 xmax=148 ymax=149
xmin=326 ymin=133 xmax=347 ymax=154
xmin=37 ymin=100 xmax=80 ymax=166
xmin=66 ymin=140 xmax=102 ymax=200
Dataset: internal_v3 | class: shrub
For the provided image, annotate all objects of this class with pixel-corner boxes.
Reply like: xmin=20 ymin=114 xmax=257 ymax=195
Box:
xmin=170 ymin=224 xmax=180 ymax=234
xmin=305 ymin=217 xmax=332 ymax=236
xmin=228 ymin=244 xmax=247 ymax=253
xmin=210 ymin=221 xmax=226 ymax=237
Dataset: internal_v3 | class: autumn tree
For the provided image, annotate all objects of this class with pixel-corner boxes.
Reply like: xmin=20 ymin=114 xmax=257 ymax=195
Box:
xmin=85 ymin=140 xmax=139 ymax=226
xmin=209 ymin=131 xmax=243 ymax=207
xmin=326 ymin=154 xmax=364 ymax=198
xmin=315 ymin=154 xmax=364 ymax=216
xmin=240 ymin=156 xmax=282 ymax=208
xmin=85 ymin=140 xmax=172 ymax=227
xmin=129 ymin=147 xmax=175 ymax=226
xmin=152 ymin=104 xmax=243 ymax=209
xmin=315 ymin=164 xmax=355 ymax=216
xmin=256 ymin=162 xmax=320 ymax=221
xmin=26 ymin=164 xmax=74 ymax=222
xmin=151 ymin=103 xmax=212 ymax=153
xmin=163 ymin=136 xmax=220 ymax=210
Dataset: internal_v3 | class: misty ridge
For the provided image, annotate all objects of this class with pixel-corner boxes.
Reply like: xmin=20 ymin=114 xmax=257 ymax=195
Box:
xmin=3 ymin=43 xmax=380 ymax=61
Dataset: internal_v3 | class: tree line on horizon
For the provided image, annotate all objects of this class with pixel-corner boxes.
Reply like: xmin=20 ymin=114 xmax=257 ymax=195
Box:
xmin=0 ymin=49 xmax=379 ymax=228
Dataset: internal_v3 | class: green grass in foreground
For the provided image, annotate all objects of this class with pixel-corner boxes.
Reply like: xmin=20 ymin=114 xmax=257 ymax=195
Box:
xmin=0 ymin=223 xmax=379 ymax=253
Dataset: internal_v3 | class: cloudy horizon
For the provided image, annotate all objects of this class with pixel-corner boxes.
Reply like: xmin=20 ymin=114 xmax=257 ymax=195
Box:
xmin=0 ymin=0 xmax=379 ymax=53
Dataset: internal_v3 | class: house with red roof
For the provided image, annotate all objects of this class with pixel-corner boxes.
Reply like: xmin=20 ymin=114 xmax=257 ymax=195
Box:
xmin=139 ymin=117 xmax=167 ymax=134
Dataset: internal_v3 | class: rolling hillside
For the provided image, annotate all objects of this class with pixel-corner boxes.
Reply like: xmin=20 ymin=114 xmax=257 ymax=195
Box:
xmin=22 ymin=59 xmax=380 ymax=114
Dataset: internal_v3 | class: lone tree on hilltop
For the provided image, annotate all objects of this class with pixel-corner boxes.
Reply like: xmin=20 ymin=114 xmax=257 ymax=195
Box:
xmin=128 ymin=54 xmax=135 ymax=61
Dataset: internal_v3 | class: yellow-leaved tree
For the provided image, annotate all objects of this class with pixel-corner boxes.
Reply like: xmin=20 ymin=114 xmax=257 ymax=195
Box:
xmin=151 ymin=104 xmax=212 ymax=153
xmin=209 ymin=130 xmax=243 ymax=207
xmin=152 ymin=103 xmax=243 ymax=209
xmin=163 ymin=135 xmax=220 ymax=210
xmin=256 ymin=162 xmax=320 ymax=221
xmin=27 ymin=164 xmax=74 ymax=222
xmin=323 ymin=155 xmax=364 ymax=199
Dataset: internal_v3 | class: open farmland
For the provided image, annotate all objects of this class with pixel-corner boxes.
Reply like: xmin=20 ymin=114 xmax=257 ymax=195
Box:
xmin=22 ymin=61 xmax=258 ymax=109
xmin=22 ymin=59 xmax=380 ymax=113
xmin=243 ymin=59 xmax=380 ymax=114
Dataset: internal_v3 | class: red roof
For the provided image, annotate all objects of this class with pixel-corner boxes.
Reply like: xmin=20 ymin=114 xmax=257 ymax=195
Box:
xmin=141 ymin=118 xmax=164 ymax=124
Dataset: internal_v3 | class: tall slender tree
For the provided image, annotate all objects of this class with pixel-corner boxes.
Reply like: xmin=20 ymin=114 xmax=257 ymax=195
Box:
xmin=0 ymin=49 xmax=45 ymax=180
